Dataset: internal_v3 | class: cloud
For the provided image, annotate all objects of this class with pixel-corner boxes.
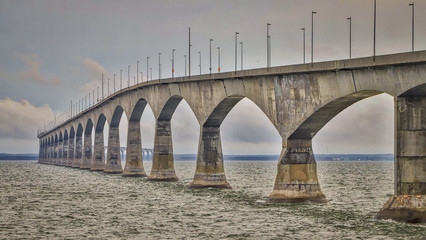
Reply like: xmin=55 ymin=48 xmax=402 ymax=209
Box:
xmin=80 ymin=58 xmax=109 ymax=94
xmin=0 ymin=98 xmax=54 ymax=140
xmin=12 ymin=53 xmax=63 ymax=85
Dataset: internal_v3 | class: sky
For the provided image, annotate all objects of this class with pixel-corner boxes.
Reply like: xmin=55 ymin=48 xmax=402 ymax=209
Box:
xmin=0 ymin=0 xmax=425 ymax=154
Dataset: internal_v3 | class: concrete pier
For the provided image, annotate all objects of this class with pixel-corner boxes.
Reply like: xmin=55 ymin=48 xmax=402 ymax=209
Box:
xmin=190 ymin=126 xmax=230 ymax=188
xmin=267 ymin=139 xmax=326 ymax=203
xmin=63 ymin=138 xmax=68 ymax=166
xmin=66 ymin=137 xmax=74 ymax=167
xmin=123 ymin=121 xmax=146 ymax=176
xmin=71 ymin=135 xmax=82 ymax=168
xmin=80 ymin=132 xmax=92 ymax=169
xmin=57 ymin=139 xmax=63 ymax=166
xmin=376 ymin=96 xmax=426 ymax=223
xmin=104 ymin=127 xmax=123 ymax=173
xmin=148 ymin=119 xmax=178 ymax=181
xmin=91 ymin=130 xmax=105 ymax=171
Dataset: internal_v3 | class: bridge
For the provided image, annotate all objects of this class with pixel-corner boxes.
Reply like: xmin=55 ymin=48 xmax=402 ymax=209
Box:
xmin=37 ymin=51 xmax=426 ymax=223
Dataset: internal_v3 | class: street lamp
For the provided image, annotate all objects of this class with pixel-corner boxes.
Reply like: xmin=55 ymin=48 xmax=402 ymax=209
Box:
xmin=301 ymin=27 xmax=305 ymax=64
xmin=235 ymin=32 xmax=239 ymax=71
xmin=373 ymin=0 xmax=376 ymax=58
xmin=128 ymin=65 xmax=131 ymax=87
xmin=147 ymin=57 xmax=150 ymax=81
xmin=172 ymin=49 xmax=175 ymax=79
xmin=136 ymin=61 xmax=139 ymax=84
xmin=159 ymin=53 xmax=162 ymax=80
xmin=347 ymin=17 xmax=352 ymax=59
xmin=217 ymin=47 xmax=220 ymax=73
xmin=209 ymin=39 xmax=213 ymax=74
xmin=184 ymin=55 xmax=187 ymax=76
xmin=101 ymin=74 xmax=104 ymax=99
xmin=409 ymin=3 xmax=414 ymax=52
xmin=113 ymin=73 xmax=116 ymax=92
xmin=92 ymin=90 xmax=94 ymax=105
xmin=107 ymin=78 xmax=110 ymax=95
xmin=188 ymin=27 xmax=191 ymax=77
xmin=240 ymin=41 xmax=243 ymax=70
xmin=311 ymin=11 xmax=316 ymax=64
xmin=198 ymin=51 xmax=201 ymax=75
xmin=267 ymin=23 xmax=271 ymax=69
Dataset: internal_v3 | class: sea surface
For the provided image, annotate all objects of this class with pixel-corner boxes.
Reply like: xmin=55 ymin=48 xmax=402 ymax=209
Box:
xmin=0 ymin=160 xmax=424 ymax=239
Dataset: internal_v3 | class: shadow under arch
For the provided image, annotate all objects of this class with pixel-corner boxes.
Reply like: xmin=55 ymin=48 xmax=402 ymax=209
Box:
xmin=104 ymin=105 xmax=125 ymax=173
xmin=54 ymin=134 xmax=58 ymax=164
xmin=63 ymin=129 xmax=69 ymax=162
xmin=58 ymin=132 xmax=63 ymax=165
xmin=91 ymin=114 xmax=107 ymax=171
xmin=67 ymin=126 xmax=75 ymax=167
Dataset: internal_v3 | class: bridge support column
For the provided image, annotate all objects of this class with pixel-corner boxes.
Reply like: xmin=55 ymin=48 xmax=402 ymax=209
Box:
xmin=63 ymin=139 xmax=68 ymax=165
xmin=104 ymin=127 xmax=123 ymax=173
xmin=376 ymin=97 xmax=426 ymax=223
xmin=91 ymin=130 xmax=105 ymax=171
xmin=80 ymin=132 xmax=92 ymax=169
xmin=148 ymin=119 xmax=178 ymax=181
xmin=267 ymin=139 xmax=326 ymax=203
xmin=58 ymin=141 xmax=63 ymax=166
xmin=123 ymin=121 xmax=147 ymax=177
xmin=189 ymin=126 xmax=230 ymax=188
xmin=66 ymin=138 xmax=74 ymax=167
xmin=53 ymin=142 xmax=58 ymax=165
xmin=72 ymin=135 xmax=82 ymax=168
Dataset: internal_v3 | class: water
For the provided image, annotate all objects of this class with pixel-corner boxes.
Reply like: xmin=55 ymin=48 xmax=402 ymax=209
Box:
xmin=0 ymin=160 xmax=424 ymax=239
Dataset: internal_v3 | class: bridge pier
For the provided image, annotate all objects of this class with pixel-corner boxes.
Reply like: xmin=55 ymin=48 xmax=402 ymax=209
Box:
xmin=376 ymin=96 xmax=426 ymax=223
xmin=80 ymin=132 xmax=92 ymax=169
xmin=123 ymin=121 xmax=147 ymax=177
xmin=71 ymin=135 xmax=82 ymax=168
xmin=104 ymin=126 xmax=123 ymax=174
xmin=148 ymin=119 xmax=178 ymax=181
xmin=267 ymin=139 xmax=326 ymax=203
xmin=90 ymin=130 xmax=105 ymax=171
xmin=62 ymin=138 xmax=68 ymax=166
xmin=58 ymin=140 xmax=63 ymax=166
xmin=66 ymin=137 xmax=74 ymax=167
xmin=189 ymin=126 xmax=230 ymax=188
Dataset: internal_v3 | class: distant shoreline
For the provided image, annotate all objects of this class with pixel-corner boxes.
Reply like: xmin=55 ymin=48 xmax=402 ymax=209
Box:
xmin=0 ymin=153 xmax=394 ymax=161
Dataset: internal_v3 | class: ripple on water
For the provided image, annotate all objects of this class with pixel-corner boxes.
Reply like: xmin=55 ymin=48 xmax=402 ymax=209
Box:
xmin=0 ymin=160 xmax=425 ymax=239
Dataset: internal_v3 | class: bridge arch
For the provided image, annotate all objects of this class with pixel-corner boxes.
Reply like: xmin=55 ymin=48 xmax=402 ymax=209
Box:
xmin=104 ymin=105 xmax=125 ymax=173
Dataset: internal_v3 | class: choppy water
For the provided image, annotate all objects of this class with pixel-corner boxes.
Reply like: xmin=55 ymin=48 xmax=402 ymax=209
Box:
xmin=0 ymin=160 xmax=424 ymax=239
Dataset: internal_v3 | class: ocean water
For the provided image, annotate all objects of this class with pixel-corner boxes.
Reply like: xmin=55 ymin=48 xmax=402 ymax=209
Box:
xmin=0 ymin=160 xmax=424 ymax=239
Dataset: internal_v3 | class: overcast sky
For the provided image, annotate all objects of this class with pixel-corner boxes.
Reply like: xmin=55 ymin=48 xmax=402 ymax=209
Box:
xmin=0 ymin=0 xmax=425 ymax=154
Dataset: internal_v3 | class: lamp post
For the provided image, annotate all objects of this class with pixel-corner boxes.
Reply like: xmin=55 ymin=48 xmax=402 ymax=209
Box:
xmin=136 ymin=61 xmax=139 ymax=84
xmin=88 ymin=93 xmax=90 ymax=107
xmin=147 ymin=57 xmax=150 ymax=81
xmin=209 ymin=39 xmax=213 ymax=74
xmin=301 ymin=27 xmax=305 ymax=64
xmin=128 ymin=65 xmax=130 ymax=87
xmin=198 ymin=51 xmax=201 ymax=75
xmin=267 ymin=23 xmax=271 ymax=69
xmin=92 ymin=90 xmax=94 ymax=105
xmin=409 ymin=3 xmax=414 ymax=52
xmin=97 ymin=87 xmax=99 ymax=102
xmin=120 ymin=70 xmax=123 ymax=90
xmin=184 ymin=55 xmax=187 ymax=76
xmin=113 ymin=73 xmax=116 ymax=92
xmin=311 ymin=11 xmax=316 ymax=64
xmin=217 ymin=47 xmax=220 ymax=73
xmin=235 ymin=32 xmax=239 ymax=71
xmin=172 ymin=49 xmax=175 ymax=79
xmin=347 ymin=17 xmax=352 ymax=59
xmin=188 ymin=27 xmax=191 ymax=77
xmin=101 ymin=74 xmax=104 ymax=99
xmin=159 ymin=53 xmax=162 ymax=80
xmin=373 ymin=0 xmax=376 ymax=58
xmin=240 ymin=41 xmax=243 ymax=70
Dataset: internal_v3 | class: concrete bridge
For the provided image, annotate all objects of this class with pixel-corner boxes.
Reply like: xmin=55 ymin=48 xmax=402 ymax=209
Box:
xmin=37 ymin=51 xmax=426 ymax=223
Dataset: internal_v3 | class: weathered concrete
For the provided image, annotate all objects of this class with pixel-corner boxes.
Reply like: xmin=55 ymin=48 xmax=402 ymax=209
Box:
xmin=190 ymin=126 xmax=230 ymax=188
xmin=66 ymin=137 xmax=75 ymax=167
xmin=104 ymin=127 xmax=123 ymax=173
xmin=58 ymin=139 xmax=63 ymax=166
xmin=148 ymin=119 xmax=178 ymax=181
xmin=123 ymin=121 xmax=146 ymax=177
xmin=71 ymin=135 xmax=82 ymax=168
xmin=91 ymin=130 xmax=105 ymax=171
xmin=37 ymin=51 xmax=426 ymax=223
xmin=267 ymin=139 xmax=326 ymax=203
xmin=63 ymin=138 xmax=68 ymax=165
xmin=376 ymin=95 xmax=426 ymax=222
xmin=80 ymin=132 xmax=92 ymax=169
